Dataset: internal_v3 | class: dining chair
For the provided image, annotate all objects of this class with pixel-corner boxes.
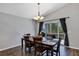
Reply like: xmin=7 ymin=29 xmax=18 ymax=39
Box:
xmin=24 ymin=36 xmax=34 ymax=53
xmin=45 ymin=38 xmax=61 ymax=56
xmin=52 ymin=38 xmax=61 ymax=56
xmin=33 ymin=36 xmax=46 ymax=56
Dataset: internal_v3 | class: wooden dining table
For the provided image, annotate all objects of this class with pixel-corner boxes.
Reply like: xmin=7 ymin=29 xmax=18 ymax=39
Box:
xmin=21 ymin=36 xmax=59 ymax=56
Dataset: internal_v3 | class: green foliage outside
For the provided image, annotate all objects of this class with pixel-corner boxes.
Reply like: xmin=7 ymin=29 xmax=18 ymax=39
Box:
xmin=45 ymin=23 xmax=64 ymax=39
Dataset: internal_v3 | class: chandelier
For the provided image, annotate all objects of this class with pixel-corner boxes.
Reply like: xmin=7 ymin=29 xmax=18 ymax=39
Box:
xmin=34 ymin=3 xmax=44 ymax=21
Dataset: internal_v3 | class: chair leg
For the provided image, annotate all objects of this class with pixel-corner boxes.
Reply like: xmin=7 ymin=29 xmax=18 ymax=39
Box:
xmin=29 ymin=47 xmax=31 ymax=53
xmin=34 ymin=48 xmax=36 ymax=56
xmin=34 ymin=51 xmax=36 ymax=56
xmin=41 ymin=53 xmax=44 ymax=56
xmin=25 ymin=46 xmax=27 ymax=55
xmin=59 ymin=51 xmax=60 ymax=56
xmin=25 ymin=46 xmax=26 ymax=52
xmin=51 ymin=49 xmax=54 ymax=56
xmin=56 ymin=52 xmax=58 ymax=56
xmin=56 ymin=52 xmax=60 ymax=56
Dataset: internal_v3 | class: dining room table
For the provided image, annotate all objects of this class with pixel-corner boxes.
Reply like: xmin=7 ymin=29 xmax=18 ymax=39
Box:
xmin=21 ymin=35 xmax=59 ymax=56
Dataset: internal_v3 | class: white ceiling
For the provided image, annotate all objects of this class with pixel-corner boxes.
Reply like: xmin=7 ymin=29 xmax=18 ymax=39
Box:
xmin=0 ymin=3 xmax=67 ymax=19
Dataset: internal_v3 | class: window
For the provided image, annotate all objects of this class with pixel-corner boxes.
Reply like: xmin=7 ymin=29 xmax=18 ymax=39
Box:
xmin=51 ymin=23 xmax=58 ymax=33
xmin=44 ymin=20 xmax=65 ymax=40
xmin=59 ymin=23 xmax=65 ymax=39
xmin=45 ymin=23 xmax=58 ymax=33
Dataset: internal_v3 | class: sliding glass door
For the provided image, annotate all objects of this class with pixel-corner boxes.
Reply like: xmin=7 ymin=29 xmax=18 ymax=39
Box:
xmin=43 ymin=20 xmax=65 ymax=45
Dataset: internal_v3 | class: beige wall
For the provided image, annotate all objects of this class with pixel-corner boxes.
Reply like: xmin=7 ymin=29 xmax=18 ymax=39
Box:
xmin=44 ymin=3 xmax=79 ymax=49
xmin=0 ymin=12 xmax=35 ymax=51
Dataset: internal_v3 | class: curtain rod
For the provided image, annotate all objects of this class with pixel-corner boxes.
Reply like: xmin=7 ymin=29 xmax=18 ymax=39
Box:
xmin=39 ymin=16 xmax=70 ymax=22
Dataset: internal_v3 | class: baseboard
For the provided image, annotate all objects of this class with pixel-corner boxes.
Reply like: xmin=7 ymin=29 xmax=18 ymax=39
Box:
xmin=0 ymin=44 xmax=21 ymax=51
xmin=68 ymin=46 xmax=79 ymax=50
xmin=62 ymin=45 xmax=79 ymax=50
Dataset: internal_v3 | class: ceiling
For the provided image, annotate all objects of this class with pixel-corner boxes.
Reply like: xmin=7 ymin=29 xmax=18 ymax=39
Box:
xmin=0 ymin=3 xmax=67 ymax=19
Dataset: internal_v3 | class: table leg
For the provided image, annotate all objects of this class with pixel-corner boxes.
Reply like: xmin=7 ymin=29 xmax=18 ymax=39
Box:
xmin=46 ymin=49 xmax=49 ymax=56
xmin=34 ymin=46 xmax=36 ymax=56
xmin=21 ymin=39 xmax=23 ymax=50
xmin=51 ymin=49 xmax=53 ymax=56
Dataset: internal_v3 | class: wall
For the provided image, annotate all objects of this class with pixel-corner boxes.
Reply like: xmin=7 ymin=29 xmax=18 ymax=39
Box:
xmin=44 ymin=3 xmax=79 ymax=49
xmin=0 ymin=12 xmax=35 ymax=51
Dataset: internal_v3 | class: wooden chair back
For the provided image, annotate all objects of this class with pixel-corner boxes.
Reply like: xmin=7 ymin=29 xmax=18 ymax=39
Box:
xmin=33 ymin=36 xmax=42 ymax=43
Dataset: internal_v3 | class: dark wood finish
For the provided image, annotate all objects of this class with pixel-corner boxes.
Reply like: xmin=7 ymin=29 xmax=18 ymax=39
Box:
xmin=22 ymin=36 xmax=34 ymax=53
xmin=33 ymin=36 xmax=46 ymax=55
xmin=0 ymin=45 xmax=79 ymax=56
xmin=21 ymin=33 xmax=31 ymax=50
xmin=21 ymin=36 xmax=58 ymax=56
xmin=33 ymin=36 xmax=42 ymax=42
xmin=24 ymin=37 xmax=34 ymax=53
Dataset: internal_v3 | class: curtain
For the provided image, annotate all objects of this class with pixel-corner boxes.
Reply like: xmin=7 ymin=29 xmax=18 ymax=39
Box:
xmin=38 ymin=22 xmax=44 ymax=34
xmin=60 ymin=18 xmax=69 ymax=46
